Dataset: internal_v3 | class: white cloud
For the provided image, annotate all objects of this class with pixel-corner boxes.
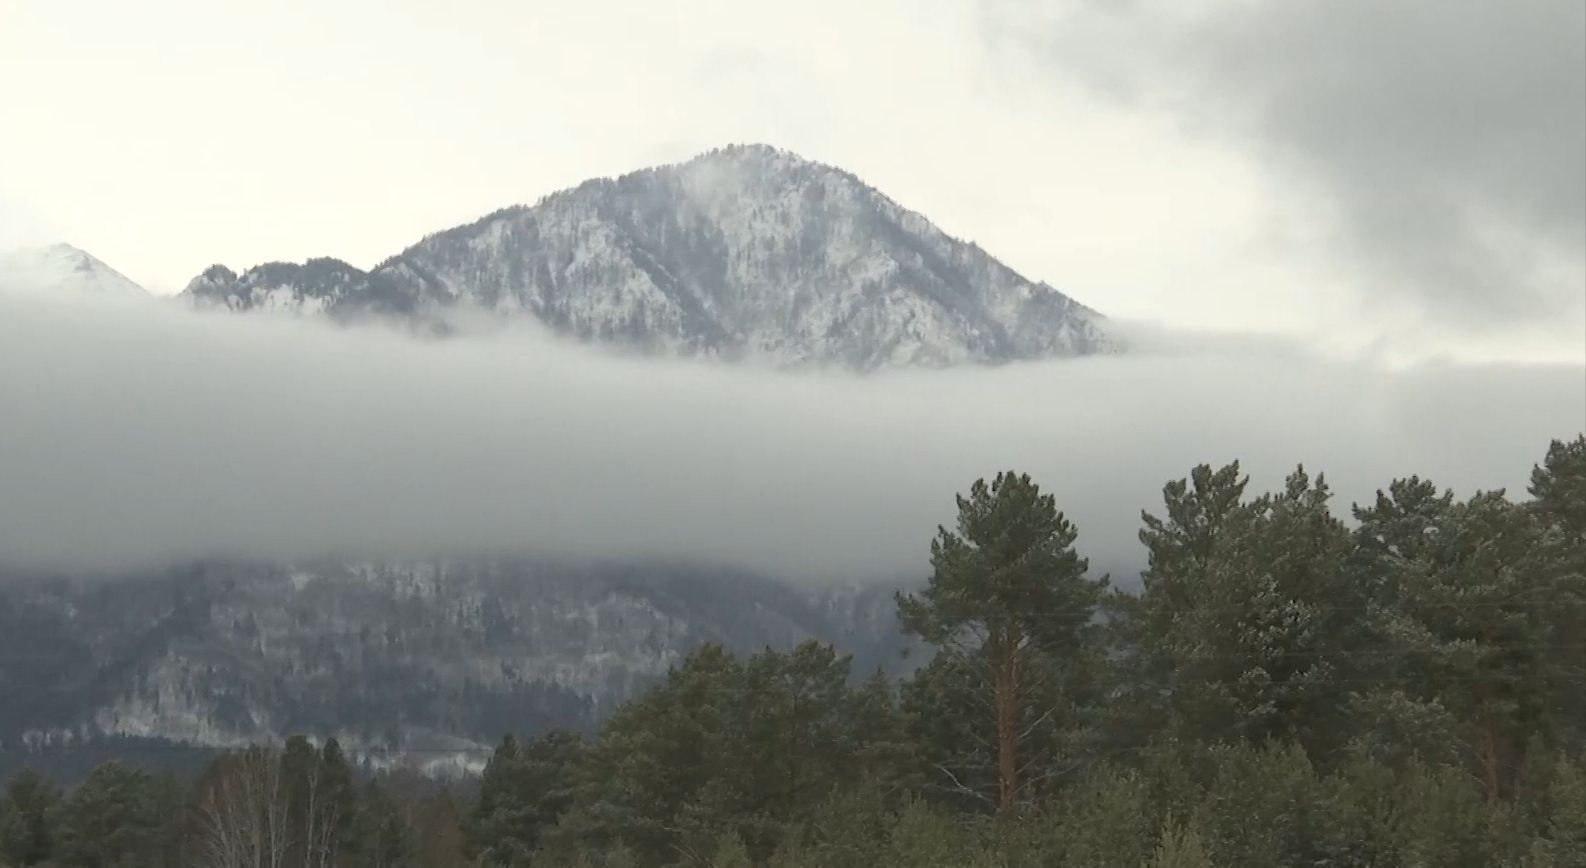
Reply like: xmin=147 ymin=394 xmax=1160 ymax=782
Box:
xmin=1 ymin=292 xmax=1578 ymax=581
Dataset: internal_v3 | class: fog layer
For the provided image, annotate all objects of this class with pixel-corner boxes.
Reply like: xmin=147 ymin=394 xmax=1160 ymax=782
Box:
xmin=1 ymin=292 xmax=1580 ymax=583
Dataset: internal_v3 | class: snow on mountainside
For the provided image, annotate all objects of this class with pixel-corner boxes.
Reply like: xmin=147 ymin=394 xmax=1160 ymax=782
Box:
xmin=0 ymin=560 xmax=915 ymax=770
xmin=185 ymin=144 xmax=1114 ymax=367
xmin=0 ymin=243 xmax=148 ymax=297
xmin=183 ymin=259 xmax=418 ymax=318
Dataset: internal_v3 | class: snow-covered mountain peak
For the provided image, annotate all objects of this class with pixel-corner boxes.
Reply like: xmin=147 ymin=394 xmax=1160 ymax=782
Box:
xmin=185 ymin=145 xmax=1116 ymax=367
xmin=0 ymin=243 xmax=148 ymax=297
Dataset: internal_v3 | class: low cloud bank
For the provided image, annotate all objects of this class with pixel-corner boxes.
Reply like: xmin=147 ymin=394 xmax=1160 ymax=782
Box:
xmin=0 ymin=291 xmax=1580 ymax=583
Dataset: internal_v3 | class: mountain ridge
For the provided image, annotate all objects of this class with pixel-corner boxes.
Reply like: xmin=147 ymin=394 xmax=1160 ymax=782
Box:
xmin=184 ymin=144 xmax=1114 ymax=368
xmin=0 ymin=558 xmax=916 ymax=773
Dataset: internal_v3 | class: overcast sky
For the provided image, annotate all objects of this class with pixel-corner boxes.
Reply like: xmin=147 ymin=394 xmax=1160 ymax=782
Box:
xmin=2 ymin=0 xmax=1581 ymax=363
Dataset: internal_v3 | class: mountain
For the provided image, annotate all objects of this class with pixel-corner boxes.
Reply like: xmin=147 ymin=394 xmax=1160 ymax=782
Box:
xmin=185 ymin=144 xmax=1113 ymax=367
xmin=183 ymin=259 xmax=418 ymax=318
xmin=1 ymin=148 xmax=1098 ymax=770
xmin=0 ymin=243 xmax=148 ymax=297
xmin=0 ymin=559 xmax=915 ymax=774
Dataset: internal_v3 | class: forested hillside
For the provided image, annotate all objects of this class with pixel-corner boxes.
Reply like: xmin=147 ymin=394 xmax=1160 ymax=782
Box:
xmin=0 ymin=563 xmax=908 ymax=767
xmin=3 ymin=437 xmax=1582 ymax=867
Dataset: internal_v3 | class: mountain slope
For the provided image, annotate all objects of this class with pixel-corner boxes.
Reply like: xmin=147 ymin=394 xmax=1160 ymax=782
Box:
xmin=186 ymin=145 xmax=1113 ymax=367
xmin=0 ymin=244 xmax=148 ymax=297
xmin=183 ymin=259 xmax=417 ymax=317
xmin=0 ymin=560 xmax=914 ymax=771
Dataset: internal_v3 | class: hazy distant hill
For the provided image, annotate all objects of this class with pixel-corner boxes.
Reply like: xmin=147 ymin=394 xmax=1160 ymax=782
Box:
xmin=0 ymin=560 xmax=914 ymax=772
xmin=0 ymin=243 xmax=148 ymax=297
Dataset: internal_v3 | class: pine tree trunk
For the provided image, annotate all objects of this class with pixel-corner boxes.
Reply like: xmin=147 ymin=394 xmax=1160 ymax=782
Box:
xmin=994 ymin=629 xmax=1020 ymax=811
xmin=1476 ymin=683 xmax=1501 ymax=804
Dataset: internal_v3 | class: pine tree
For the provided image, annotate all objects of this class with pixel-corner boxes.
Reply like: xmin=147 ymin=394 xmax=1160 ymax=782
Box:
xmin=346 ymin=778 xmax=411 ymax=868
xmin=564 ymin=641 xmax=915 ymax=862
xmin=1124 ymin=464 xmax=1357 ymax=752
xmin=733 ymin=642 xmax=855 ymax=835
xmin=570 ymin=644 xmax=744 ymax=863
xmin=1110 ymin=462 xmax=1251 ymax=742
xmin=52 ymin=761 xmax=167 ymax=867
xmin=1345 ymin=476 xmax=1464 ymax=766
xmin=1373 ymin=487 xmax=1550 ymax=802
xmin=1527 ymin=436 xmax=1586 ymax=752
xmin=845 ymin=669 xmax=921 ymax=797
xmin=1530 ymin=437 xmax=1586 ymax=541
xmin=1151 ymin=816 xmax=1212 ymax=868
xmin=1540 ymin=752 xmax=1586 ymax=862
xmin=709 ymin=833 xmax=753 ymax=868
xmin=0 ymin=769 xmax=59 ymax=867
xmin=473 ymin=731 xmax=586 ymax=864
xmin=896 ymin=470 xmax=1106 ymax=810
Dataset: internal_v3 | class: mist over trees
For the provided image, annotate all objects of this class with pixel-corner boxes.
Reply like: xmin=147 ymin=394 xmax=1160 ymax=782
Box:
xmin=2 ymin=437 xmax=1582 ymax=866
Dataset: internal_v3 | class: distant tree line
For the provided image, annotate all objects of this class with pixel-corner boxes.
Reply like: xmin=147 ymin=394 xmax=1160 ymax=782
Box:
xmin=2 ymin=436 xmax=1582 ymax=866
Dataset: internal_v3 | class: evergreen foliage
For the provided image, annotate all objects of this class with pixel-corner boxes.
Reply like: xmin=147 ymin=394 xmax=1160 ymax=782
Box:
xmin=897 ymin=471 xmax=1107 ymax=809
xmin=2 ymin=437 xmax=1582 ymax=865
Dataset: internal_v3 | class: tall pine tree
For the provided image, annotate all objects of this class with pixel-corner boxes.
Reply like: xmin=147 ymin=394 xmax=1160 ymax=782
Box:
xmin=896 ymin=471 xmax=1105 ymax=810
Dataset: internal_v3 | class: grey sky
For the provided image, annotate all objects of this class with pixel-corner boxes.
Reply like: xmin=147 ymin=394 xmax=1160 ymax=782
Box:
xmin=985 ymin=0 xmax=1585 ymax=337
xmin=1 ymin=291 xmax=1579 ymax=582
xmin=2 ymin=0 xmax=1581 ymax=363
